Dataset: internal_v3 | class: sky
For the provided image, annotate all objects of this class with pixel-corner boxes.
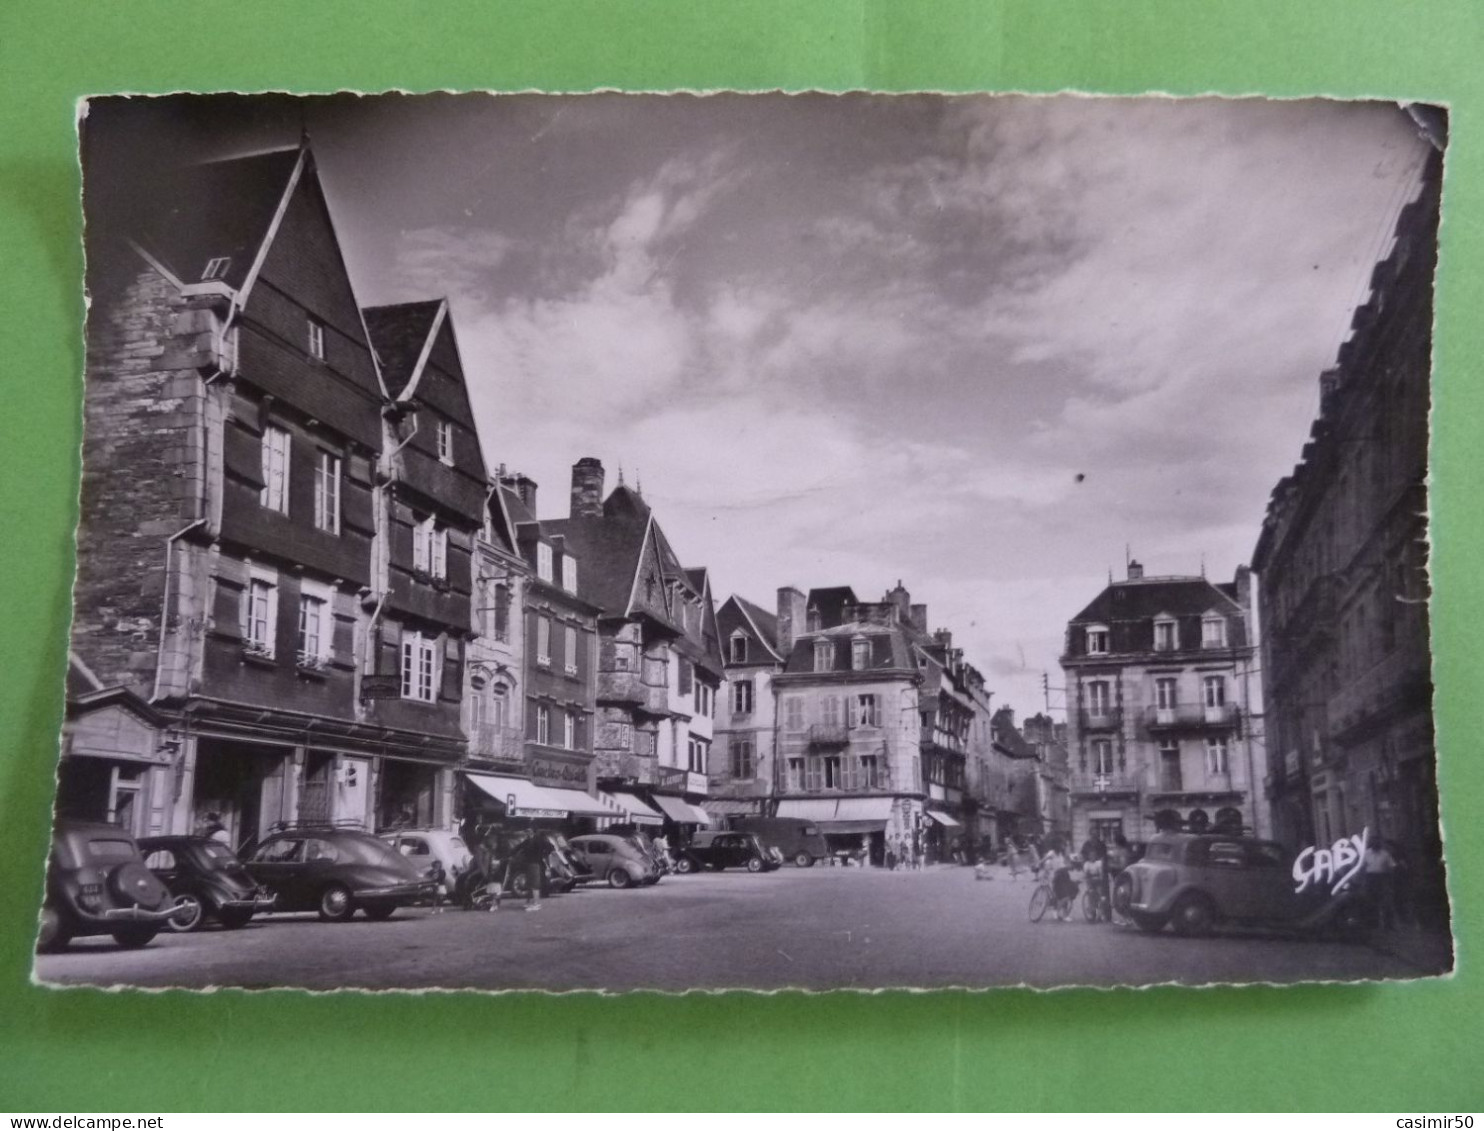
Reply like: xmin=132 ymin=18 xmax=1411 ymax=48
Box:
xmin=86 ymin=93 xmax=1434 ymax=719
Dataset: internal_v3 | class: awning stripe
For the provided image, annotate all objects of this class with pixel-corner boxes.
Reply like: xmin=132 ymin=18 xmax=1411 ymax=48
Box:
xmin=600 ymin=791 xmax=664 ymax=827
xmin=464 ymin=773 xmax=610 ymax=819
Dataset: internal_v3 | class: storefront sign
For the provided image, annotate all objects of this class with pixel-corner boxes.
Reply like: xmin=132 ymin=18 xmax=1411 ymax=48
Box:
xmin=529 ymin=757 xmax=589 ymax=787
xmin=1292 ymin=826 xmax=1368 ymax=896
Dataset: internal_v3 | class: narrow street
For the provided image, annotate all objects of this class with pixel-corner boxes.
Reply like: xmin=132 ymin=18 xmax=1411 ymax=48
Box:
xmin=34 ymin=864 xmax=1437 ymax=993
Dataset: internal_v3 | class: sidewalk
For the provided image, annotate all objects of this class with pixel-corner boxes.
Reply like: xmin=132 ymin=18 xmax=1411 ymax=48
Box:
xmin=1365 ymin=920 xmax=1455 ymax=975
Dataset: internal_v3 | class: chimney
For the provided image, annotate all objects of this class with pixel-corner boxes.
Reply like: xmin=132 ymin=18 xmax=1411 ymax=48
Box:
xmin=571 ymin=457 xmax=605 ymax=518
xmin=933 ymin=628 xmax=953 ymax=649
xmin=1234 ymin=563 xmax=1253 ymax=610
xmin=886 ymin=580 xmax=911 ymax=624
xmin=1127 ymin=559 xmax=1144 ymax=580
xmin=507 ymin=473 xmax=537 ymax=514
xmin=909 ymin=603 xmax=928 ymax=631
xmin=777 ymin=586 xmax=806 ymax=655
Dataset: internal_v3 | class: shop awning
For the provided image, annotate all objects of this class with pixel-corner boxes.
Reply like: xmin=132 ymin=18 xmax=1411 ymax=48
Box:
xmin=685 ymin=803 xmax=714 ymax=826
xmin=777 ymin=797 xmax=893 ymax=833
xmin=651 ymin=794 xmax=705 ymax=824
xmin=600 ymin=791 xmax=664 ymax=827
xmin=702 ymin=798 xmax=763 ymax=818
xmin=925 ymin=809 xmax=963 ymax=828
xmin=464 ymin=773 xmax=608 ymax=819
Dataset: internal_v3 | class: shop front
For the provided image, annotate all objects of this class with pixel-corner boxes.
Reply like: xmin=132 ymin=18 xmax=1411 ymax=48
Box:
xmin=58 ymin=689 xmax=173 ymax=838
xmin=647 ymin=793 xmax=713 ymax=843
xmin=461 ymin=772 xmax=612 ymax=840
xmin=775 ymin=796 xmax=898 ymax=865
xmin=599 ymin=791 xmax=666 ymax=829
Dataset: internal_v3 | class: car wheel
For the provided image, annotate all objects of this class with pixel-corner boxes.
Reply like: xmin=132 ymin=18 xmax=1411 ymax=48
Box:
xmin=36 ymin=907 xmax=70 ymax=953
xmin=362 ymin=904 xmax=397 ymax=921
xmin=608 ymin=868 xmax=634 ymax=890
xmin=318 ymin=883 xmax=355 ymax=922
xmin=510 ymin=872 xmax=531 ymax=899
xmin=794 ymin=852 xmax=813 ymax=868
xmin=111 ymin=925 xmax=160 ymax=948
xmin=1128 ymin=910 xmax=1168 ymax=933
xmin=167 ymin=893 xmax=205 ymax=933
xmin=1170 ymin=894 xmax=1216 ymax=937
xmin=217 ymin=908 xmax=253 ymax=930
xmin=674 ymin=856 xmax=696 ymax=874
xmin=747 ymin=857 xmax=764 ymax=873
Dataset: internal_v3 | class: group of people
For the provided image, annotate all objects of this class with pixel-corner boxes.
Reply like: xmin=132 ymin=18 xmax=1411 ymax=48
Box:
xmin=884 ymin=834 xmax=924 ymax=871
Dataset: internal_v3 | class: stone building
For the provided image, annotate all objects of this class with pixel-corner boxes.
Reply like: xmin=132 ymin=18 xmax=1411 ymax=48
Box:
xmin=1251 ymin=142 xmax=1446 ymax=922
xmin=540 ymin=459 xmax=722 ymax=833
xmin=1059 ymin=561 xmax=1265 ymax=848
xmin=1021 ymin=712 xmax=1072 ymax=841
xmin=706 ymin=594 xmax=785 ymax=820
xmin=63 ymin=143 xmax=479 ymax=845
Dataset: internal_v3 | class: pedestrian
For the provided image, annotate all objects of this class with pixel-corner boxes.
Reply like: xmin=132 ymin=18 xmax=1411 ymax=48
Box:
xmin=201 ymin=812 xmax=231 ymax=846
xmin=511 ymin=832 xmax=545 ymax=912
xmin=885 ymin=840 xmax=897 ymax=873
xmin=475 ymin=833 xmax=505 ymax=912
xmin=1364 ymin=837 xmax=1399 ymax=930
xmin=428 ymin=857 xmax=447 ymax=914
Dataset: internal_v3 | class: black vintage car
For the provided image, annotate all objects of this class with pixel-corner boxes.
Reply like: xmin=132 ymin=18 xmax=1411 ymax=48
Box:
xmin=139 ymin=835 xmax=277 ymax=932
xmin=244 ymin=827 xmax=434 ymax=922
xmin=38 ymin=820 xmax=179 ymax=951
xmin=674 ymin=831 xmax=778 ymax=874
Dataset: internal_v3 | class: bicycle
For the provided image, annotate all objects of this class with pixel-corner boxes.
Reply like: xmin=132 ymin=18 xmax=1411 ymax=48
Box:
xmin=1082 ymin=860 xmax=1112 ymax=923
xmin=1028 ymin=866 xmax=1077 ymax=922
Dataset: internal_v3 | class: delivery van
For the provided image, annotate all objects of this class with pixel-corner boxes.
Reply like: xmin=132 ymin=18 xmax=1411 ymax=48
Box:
xmin=732 ymin=817 xmax=830 ymax=867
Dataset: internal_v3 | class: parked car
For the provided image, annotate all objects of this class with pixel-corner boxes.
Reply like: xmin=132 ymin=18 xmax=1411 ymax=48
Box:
xmin=674 ymin=831 xmax=778 ymax=874
xmin=1122 ymin=832 xmax=1370 ymax=937
xmin=139 ymin=835 xmax=276 ymax=932
xmin=732 ymin=817 xmax=830 ymax=867
xmin=38 ymin=819 xmax=178 ymax=951
xmin=381 ymin=829 xmax=474 ymax=903
xmin=568 ymin=834 xmax=660 ymax=889
xmin=244 ymin=827 xmax=433 ymax=921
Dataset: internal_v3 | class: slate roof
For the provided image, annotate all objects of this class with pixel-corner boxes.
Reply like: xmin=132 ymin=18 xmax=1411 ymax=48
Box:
xmin=362 ymin=301 xmax=443 ymax=398
xmin=992 ymin=708 xmax=1038 ymax=760
xmin=540 ymin=510 xmax=651 ymax=619
xmin=780 ymin=623 xmax=918 ymax=674
xmin=1069 ymin=576 xmax=1242 ymax=625
xmin=134 ymin=147 xmax=303 ymax=290
xmin=806 ymin=586 xmax=858 ymax=629
xmin=733 ymin=594 xmax=780 ymax=652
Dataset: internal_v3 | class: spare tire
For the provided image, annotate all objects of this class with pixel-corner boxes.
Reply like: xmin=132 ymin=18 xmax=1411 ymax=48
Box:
xmin=108 ymin=861 xmax=170 ymax=909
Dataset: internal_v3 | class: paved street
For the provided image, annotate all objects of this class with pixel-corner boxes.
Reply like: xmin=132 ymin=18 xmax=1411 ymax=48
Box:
xmin=35 ymin=865 xmax=1440 ymax=993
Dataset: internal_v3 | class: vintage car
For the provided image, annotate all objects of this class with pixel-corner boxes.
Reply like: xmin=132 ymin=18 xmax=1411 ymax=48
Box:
xmin=140 ymin=835 xmax=277 ymax=931
xmin=673 ymin=831 xmax=778 ymax=874
xmin=38 ymin=819 xmax=179 ymax=951
xmin=567 ymin=834 xmax=660 ymax=889
xmin=1121 ymin=832 xmax=1370 ymax=937
xmin=381 ymin=828 xmax=475 ymax=903
xmin=244 ymin=827 xmax=434 ymax=921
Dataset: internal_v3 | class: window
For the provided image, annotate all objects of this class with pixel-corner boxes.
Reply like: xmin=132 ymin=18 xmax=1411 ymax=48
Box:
xmin=297 ymin=593 xmax=328 ymax=666
xmin=537 ymin=542 xmax=553 ymax=582
xmin=436 ymin=420 xmax=453 ymax=465
xmin=307 ymin=317 xmax=325 ymax=361
xmin=536 ymin=617 xmax=551 ymax=666
xmin=729 ymin=634 xmax=748 ymax=663
xmin=732 ymin=679 xmax=754 ymax=715
xmin=400 ymin=632 xmax=436 ymax=702
xmin=1206 ymin=736 xmax=1230 ymax=775
xmin=1090 ymin=818 xmax=1124 ymax=844
xmin=1202 ymin=616 xmax=1227 ymax=648
xmin=823 ymin=755 xmax=841 ymax=789
xmin=413 ymin=516 xmax=447 ymax=579
xmin=260 ymin=426 xmax=290 ymax=513
xmin=786 ymin=757 xmax=805 ymax=791
xmin=1203 ymin=675 xmax=1227 ymax=709
xmin=1087 ymin=680 xmax=1111 ymax=715
xmin=563 ymin=711 xmax=576 ymax=750
xmin=859 ymin=754 xmax=881 ymax=789
xmin=244 ymin=576 xmax=278 ymax=656
xmin=489 ymin=584 xmax=511 ymax=642
xmin=689 ymin=739 xmax=707 ymax=774
xmin=1091 ymin=738 xmax=1114 ymax=775
xmin=851 ymin=638 xmax=869 ymax=671
xmin=202 ymin=256 xmax=231 ymax=281
xmin=561 ymin=555 xmax=578 ymax=594
xmin=783 ymin=696 xmax=804 ymax=731
xmin=730 ymin=737 xmax=755 ymax=779
xmin=1155 ymin=677 xmax=1178 ymax=710
xmin=1154 ymin=618 xmax=1176 ymax=651
xmin=1086 ymin=624 xmax=1109 ymax=655
xmin=855 ymin=694 xmax=878 ymax=728
xmin=314 ymin=452 xmax=341 ymax=534
xmin=563 ymin=625 xmax=578 ymax=676
xmin=813 ymin=639 xmax=834 ymax=672
xmin=536 ymin=705 xmax=550 ymax=745
xmin=821 ymin=694 xmax=842 ymax=728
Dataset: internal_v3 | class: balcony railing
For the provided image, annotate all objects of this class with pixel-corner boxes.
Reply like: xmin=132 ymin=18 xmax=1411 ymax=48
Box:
xmin=1069 ymin=772 xmax=1140 ymax=797
xmin=807 ymin=723 xmax=851 ymax=747
xmin=1078 ymin=707 xmax=1122 ymax=732
xmin=1142 ymin=703 xmax=1241 ymax=731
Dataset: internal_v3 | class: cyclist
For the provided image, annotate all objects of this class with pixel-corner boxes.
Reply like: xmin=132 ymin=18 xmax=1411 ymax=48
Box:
xmin=1040 ymin=840 xmax=1079 ymax=920
xmin=1079 ymin=832 xmax=1110 ymax=921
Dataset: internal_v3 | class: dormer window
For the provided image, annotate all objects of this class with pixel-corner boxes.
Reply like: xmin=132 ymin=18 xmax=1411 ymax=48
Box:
xmin=201 ymin=256 xmax=231 ymax=281
xmin=851 ymin=637 xmax=870 ymax=671
xmin=436 ymin=420 xmax=454 ymax=465
xmin=307 ymin=317 xmax=325 ymax=361
xmin=806 ymin=605 xmax=822 ymax=632
xmin=813 ymin=639 xmax=834 ymax=673
xmin=729 ymin=633 xmax=748 ymax=664
xmin=1153 ymin=617 xmax=1176 ymax=652
xmin=1202 ymin=615 xmax=1227 ymax=649
xmin=1086 ymin=624 xmax=1109 ymax=655
xmin=536 ymin=542 xmax=553 ymax=582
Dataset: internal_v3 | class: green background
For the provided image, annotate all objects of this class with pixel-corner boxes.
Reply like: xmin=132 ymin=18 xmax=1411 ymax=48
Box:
xmin=1 ymin=0 xmax=1480 ymax=1112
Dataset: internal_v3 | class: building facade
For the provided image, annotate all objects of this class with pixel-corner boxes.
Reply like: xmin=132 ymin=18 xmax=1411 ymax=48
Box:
xmin=1252 ymin=145 xmax=1446 ymax=922
xmin=706 ymin=594 xmax=784 ymax=821
xmin=1060 ymin=561 xmax=1265 ymax=848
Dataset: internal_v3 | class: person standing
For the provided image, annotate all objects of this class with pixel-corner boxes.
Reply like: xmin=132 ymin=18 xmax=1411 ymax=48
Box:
xmin=512 ymin=832 xmax=545 ymax=912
